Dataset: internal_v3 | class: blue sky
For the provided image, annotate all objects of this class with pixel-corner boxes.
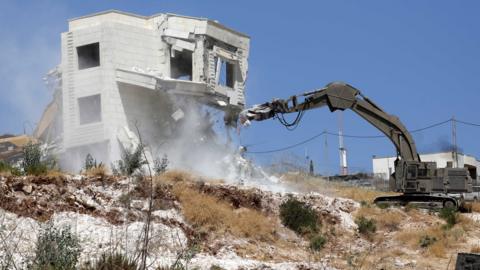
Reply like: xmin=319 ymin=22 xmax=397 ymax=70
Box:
xmin=1 ymin=1 xmax=480 ymax=174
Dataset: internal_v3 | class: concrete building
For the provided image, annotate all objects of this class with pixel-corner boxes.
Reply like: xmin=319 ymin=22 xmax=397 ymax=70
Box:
xmin=36 ymin=10 xmax=250 ymax=170
xmin=372 ymin=151 xmax=480 ymax=184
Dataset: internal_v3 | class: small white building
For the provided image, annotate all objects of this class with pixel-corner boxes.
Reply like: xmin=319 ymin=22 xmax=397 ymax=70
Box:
xmin=35 ymin=10 xmax=250 ymax=171
xmin=372 ymin=151 xmax=480 ymax=183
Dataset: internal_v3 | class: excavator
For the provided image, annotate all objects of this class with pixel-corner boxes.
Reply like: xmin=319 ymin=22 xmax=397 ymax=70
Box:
xmin=240 ymin=82 xmax=472 ymax=209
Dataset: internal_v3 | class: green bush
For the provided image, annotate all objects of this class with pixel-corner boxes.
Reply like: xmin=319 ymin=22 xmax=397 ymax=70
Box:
xmin=279 ymin=197 xmax=318 ymax=234
xmin=84 ymin=154 xmax=103 ymax=171
xmin=0 ymin=160 xmax=21 ymax=176
xmin=376 ymin=203 xmax=389 ymax=209
xmin=0 ymin=160 xmax=10 ymax=172
xmin=439 ymin=207 xmax=457 ymax=229
xmin=309 ymin=234 xmax=326 ymax=251
xmin=113 ymin=144 xmax=147 ymax=176
xmin=31 ymin=224 xmax=81 ymax=270
xmin=419 ymin=235 xmax=437 ymax=248
xmin=81 ymin=252 xmax=137 ymax=270
xmin=355 ymin=216 xmax=376 ymax=235
xmin=22 ymin=142 xmax=48 ymax=176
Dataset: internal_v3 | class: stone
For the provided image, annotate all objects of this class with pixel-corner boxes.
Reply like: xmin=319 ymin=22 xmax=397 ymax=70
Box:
xmin=22 ymin=184 xmax=33 ymax=194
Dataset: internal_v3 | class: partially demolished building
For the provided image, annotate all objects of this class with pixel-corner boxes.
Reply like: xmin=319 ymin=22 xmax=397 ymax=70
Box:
xmin=36 ymin=10 xmax=250 ymax=171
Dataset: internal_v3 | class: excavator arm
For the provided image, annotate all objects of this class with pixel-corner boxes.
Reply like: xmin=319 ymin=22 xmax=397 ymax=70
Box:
xmin=241 ymin=82 xmax=420 ymax=162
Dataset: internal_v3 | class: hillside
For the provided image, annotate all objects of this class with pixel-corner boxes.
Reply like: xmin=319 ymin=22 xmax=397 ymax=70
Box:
xmin=0 ymin=172 xmax=479 ymax=269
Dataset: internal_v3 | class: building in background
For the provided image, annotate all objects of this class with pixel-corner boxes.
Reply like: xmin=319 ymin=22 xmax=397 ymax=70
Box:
xmin=35 ymin=10 xmax=250 ymax=171
xmin=372 ymin=151 xmax=480 ymax=184
xmin=0 ymin=135 xmax=34 ymax=164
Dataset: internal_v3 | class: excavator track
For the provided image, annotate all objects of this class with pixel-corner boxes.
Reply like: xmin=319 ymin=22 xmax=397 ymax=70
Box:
xmin=374 ymin=194 xmax=458 ymax=209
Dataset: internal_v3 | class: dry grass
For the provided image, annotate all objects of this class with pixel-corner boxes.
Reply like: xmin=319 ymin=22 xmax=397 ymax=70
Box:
xmin=395 ymin=229 xmax=423 ymax=247
xmin=336 ymin=186 xmax=396 ymax=203
xmin=172 ymin=182 xmax=276 ymax=242
xmin=378 ymin=211 xmax=403 ymax=230
xmin=428 ymin=240 xmax=447 ymax=258
xmin=46 ymin=169 xmax=65 ymax=177
xmin=355 ymin=206 xmax=403 ymax=231
xmin=84 ymin=164 xmax=108 ymax=177
xmin=157 ymin=170 xmax=194 ymax=183
xmin=394 ymin=223 xmax=470 ymax=258
xmin=0 ymin=171 xmax=12 ymax=177
xmin=470 ymin=245 xmax=480 ymax=253
xmin=471 ymin=202 xmax=480 ymax=213
xmin=457 ymin=214 xmax=475 ymax=231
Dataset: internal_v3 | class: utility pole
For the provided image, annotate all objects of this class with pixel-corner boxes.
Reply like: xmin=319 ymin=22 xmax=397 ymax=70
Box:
xmin=324 ymin=129 xmax=329 ymax=180
xmin=452 ymin=116 xmax=458 ymax=168
xmin=338 ymin=111 xmax=348 ymax=175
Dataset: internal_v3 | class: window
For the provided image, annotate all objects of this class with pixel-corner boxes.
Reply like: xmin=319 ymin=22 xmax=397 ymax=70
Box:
xmin=406 ymin=165 xmax=417 ymax=179
xmin=78 ymin=94 xmax=101 ymax=125
xmin=77 ymin=42 xmax=100 ymax=70
xmin=216 ymin=58 xmax=235 ymax=88
xmin=170 ymin=49 xmax=192 ymax=80
xmin=418 ymin=168 xmax=428 ymax=177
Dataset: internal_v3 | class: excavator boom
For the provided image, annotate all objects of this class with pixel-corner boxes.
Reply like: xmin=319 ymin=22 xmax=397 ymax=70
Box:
xmin=242 ymin=82 xmax=419 ymax=161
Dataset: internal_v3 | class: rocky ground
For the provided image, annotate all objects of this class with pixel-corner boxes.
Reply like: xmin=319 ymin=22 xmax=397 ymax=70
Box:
xmin=0 ymin=172 xmax=479 ymax=269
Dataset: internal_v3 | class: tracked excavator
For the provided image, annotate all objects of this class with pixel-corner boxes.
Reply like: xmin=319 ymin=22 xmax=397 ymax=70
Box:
xmin=240 ymin=82 xmax=472 ymax=209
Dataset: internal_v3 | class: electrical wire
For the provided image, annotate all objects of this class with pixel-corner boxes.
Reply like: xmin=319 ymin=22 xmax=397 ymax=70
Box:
xmin=246 ymin=118 xmax=454 ymax=154
xmin=246 ymin=131 xmax=326 ymax=154
xmin=456 ymin=119 xmax=480 ymax=127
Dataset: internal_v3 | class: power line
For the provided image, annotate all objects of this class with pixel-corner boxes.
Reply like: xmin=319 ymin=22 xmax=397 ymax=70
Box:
xmin=246 ymin=118 xmax=454 ymax=154
xmin=456 ymin=119 xmax=480 ymax=127
xmin=246 ymin=131 xmax=325 ymax=154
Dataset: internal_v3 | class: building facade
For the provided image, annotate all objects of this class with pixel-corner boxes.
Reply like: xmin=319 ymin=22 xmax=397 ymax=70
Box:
xmin=36 ymin=10 xmax=250 ymax=170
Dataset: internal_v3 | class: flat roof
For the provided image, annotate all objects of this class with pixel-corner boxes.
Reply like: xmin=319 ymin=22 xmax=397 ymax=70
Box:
xmin=69 ymin=10 xmax=249 ymax=38
xmin=372 ymin=151 xmax=479 ymax=161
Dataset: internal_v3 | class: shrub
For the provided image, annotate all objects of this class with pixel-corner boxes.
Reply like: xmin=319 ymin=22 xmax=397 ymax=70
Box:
xmin=85 ymin=164 xmax=108 ymax=178
xmin=279 ymin=197 xmax=318 ymax=234
xmin=22 ymin=142 xmax=48 ymax=176
xmin=309 ymin=234 xmax=326 ymax=251
xmin=31 ymin=224 xmax=81 ymax=270
xmin=113 ymin=144 xmax=147 ymax=176
xmin=170 ymin=245 xmax=199 ymax=270
xmin=0 ymin=160 xmax=10 ymax=173
xmin=355 ymin=216 xmax=376 ymax=235
xmin=419 ymin=235 xmax=437 ymax=248
xmin=81 ymin=252 xmax=137 ymax=270
xmin=84 ymin=154 xmax=96 ymax=171
xmin=376 ymin=202 xmax=389 ymax=209
xmin=439 ymin=207 xmax=457 ymax=229
xmin=0 ymin=160 xmax=21 ymax=176
xmin=153 ymin=155 xmax=169 ymax=175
